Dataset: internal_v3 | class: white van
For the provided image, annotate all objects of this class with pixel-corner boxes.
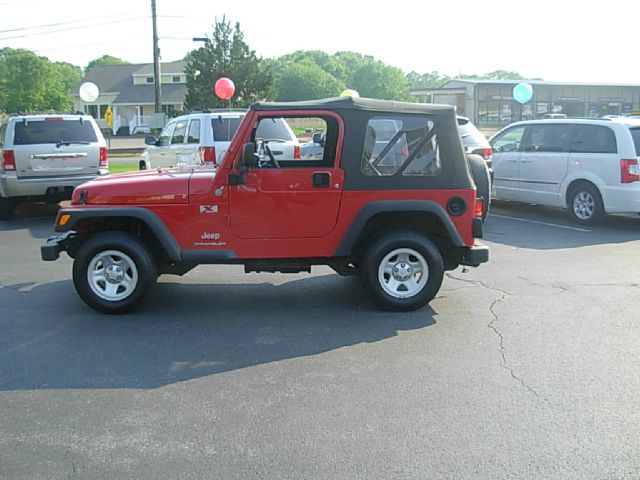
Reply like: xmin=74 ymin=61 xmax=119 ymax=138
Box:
xmin=490 ymin=118 xmax=640 ymax=223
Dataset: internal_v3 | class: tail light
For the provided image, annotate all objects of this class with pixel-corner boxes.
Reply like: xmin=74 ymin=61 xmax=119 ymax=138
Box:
xmin=1 ymin=150 xmax=16 ymax=171
xmin=480 ymin=147 xmax=493 ymax=162
xmin=294 ymin=145 xmax=301 ymax=160
xmin=475 ymin=198 xmax=485 ymax=217
xmin=99 ymin=147 xmax=108 ymax=168
xmin=200 ymin=146 xmax=216 ymax=165
xmin=620 ymin=159 xmax=639 ymax=183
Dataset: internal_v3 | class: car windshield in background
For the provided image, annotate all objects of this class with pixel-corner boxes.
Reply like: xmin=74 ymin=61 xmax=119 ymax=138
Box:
xmin=211 ymin=116 xmax=243 ymax=142
xmin=13 ymin=119 xmax=98 ymax=145
xmin=458 ymin=120 xmax=488 ymax=145
xmin=256 ymin=118 xmax=292 ymax=140
xmin=630 ymin=128 xmax=640 ymax=155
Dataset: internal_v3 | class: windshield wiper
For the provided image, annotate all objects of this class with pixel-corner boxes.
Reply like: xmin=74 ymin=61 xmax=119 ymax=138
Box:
xmin=56 ymin=140 xmax=91 ymax=148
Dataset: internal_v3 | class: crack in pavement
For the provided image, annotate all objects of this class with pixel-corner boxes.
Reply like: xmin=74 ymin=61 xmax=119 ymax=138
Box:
xmin=446 ymin=273 xmax=548 ymax=402
xmin=517 ymin=276 xmax=638 ymax=292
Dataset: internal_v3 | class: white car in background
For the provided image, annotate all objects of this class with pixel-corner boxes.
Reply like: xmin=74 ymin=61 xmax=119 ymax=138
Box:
xmin=140 ymin=110 xmax=300 ymax=170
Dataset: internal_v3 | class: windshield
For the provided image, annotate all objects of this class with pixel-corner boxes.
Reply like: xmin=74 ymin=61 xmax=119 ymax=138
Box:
xmin=13 ymin=119 xmax=97 ymax=145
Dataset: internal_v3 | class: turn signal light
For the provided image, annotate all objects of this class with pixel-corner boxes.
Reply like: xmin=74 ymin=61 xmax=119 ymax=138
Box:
xmin=620 ymin=159 xmax=639 ymax=183
xmin=294 ymin=145 xmax=301 ymax=159
xmin=1 ymin=150 xmax=16 ymax=171
xmin=475 ymin=198 xmax=485 ymax=217
xmin=59 ymin=214 xmax=71 ymax=226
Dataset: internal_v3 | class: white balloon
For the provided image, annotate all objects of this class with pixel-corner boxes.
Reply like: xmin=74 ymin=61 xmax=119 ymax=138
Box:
xmin=79 ymin=82 xmax=99 ymax=102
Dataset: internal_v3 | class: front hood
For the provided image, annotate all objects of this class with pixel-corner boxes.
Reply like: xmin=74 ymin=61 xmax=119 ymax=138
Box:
xmin=72 ymin=168 xmax=209 ymax=205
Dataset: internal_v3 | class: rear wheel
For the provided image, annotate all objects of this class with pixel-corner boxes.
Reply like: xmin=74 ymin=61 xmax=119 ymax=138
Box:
xmin=0 ymin=196 xmax=16 ymax=220
xmin=361 ymin=230 xmax=444 ymax=311
xmin=568 ymin=183 xmax=603 ymax=224
xmin=72 ymin=232 xmax=157 ymax=313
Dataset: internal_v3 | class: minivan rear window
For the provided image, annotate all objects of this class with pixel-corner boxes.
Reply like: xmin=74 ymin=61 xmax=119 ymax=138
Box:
xmin=211 ymin=117 xmax=243 ymax=142
xmin=13 ymin=120 xmax=98 ymax=145
xmin=630 ymin=128 xmax=640 ymax=156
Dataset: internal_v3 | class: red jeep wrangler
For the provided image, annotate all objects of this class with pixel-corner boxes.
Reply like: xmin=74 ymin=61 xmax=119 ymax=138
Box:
xmin=41 ymin=97 xmax=489 ymax=313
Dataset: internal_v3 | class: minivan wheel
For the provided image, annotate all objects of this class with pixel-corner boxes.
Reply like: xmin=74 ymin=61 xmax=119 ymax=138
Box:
xmin=361 ymin=230 xmax=444 ymax=311
xmin=568 ymin=183 xmax=604 ymax=224
xmin=72 ymin=232 xmax=157 ymax=314
xmin=0 ymin=196 xmax=16 ymax=220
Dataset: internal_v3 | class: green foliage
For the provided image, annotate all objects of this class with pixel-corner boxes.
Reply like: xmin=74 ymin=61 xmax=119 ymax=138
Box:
xmin=406 ymin=71 xmax=451 ymax=89
xmin=0 ymin=48 xmax=77 ymax=113
xmin=271 ymin=50 xmax=412 ymax=102
xmin=85 ymin=55 xmax=129 ymax=72
xmin=275 ymin=60 xmax=345 ymax=101
xmin=185 ymin=18 xmax=273 ymax=109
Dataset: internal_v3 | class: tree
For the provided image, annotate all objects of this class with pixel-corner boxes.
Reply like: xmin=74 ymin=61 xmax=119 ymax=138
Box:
xmin=54 ymin=61 xmax=82 ymax=93
xmin=184 ymin=18 xmax=273 ymax=109
xmin=0 ymin=48 xmax=74 ymax=113
xmin=351 ymin=61 xmax=411 ymax=101
xmin=406 ymin=71 xmax=451 ymax=89
xmin=275 ymin=60 xmax=345 ymax=101
xmin=85 ymin=55 xmax=129 ymax=72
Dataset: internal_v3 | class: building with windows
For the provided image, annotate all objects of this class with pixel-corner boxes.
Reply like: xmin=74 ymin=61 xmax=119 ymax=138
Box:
xmin=73 ymin=61 xmax=187 ymax=135
xmin=410 ymin=79 xmax=640 ymax=128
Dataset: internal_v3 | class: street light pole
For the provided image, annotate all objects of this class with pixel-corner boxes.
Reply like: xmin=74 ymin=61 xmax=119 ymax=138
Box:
xmin=151 ymin=0 xmax=162 ymax=113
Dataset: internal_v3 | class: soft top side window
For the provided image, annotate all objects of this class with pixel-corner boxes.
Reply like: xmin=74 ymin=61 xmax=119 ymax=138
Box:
xmin=361 ymin=115 xmax=440 ymax=177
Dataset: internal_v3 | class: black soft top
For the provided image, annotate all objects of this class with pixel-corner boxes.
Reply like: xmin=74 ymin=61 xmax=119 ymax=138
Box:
xmin=251 ymin=97 xmax=454 ymax=116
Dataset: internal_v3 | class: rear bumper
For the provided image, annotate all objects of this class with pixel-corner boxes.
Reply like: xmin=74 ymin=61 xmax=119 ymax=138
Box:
xmin=460 ymin=243 xmax=489 ymax=267
xmin=0 ymin=172 xmax=106 ymax=199
xmin=600 ymin=184 xmax=640 ymax=214
xmin=41 ymin=230 xmax=76 ymax=261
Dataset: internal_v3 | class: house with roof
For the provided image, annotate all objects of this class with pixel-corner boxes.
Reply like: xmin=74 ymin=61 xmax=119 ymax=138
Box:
xmin=73 ymin=61 xmax=187 ymax=135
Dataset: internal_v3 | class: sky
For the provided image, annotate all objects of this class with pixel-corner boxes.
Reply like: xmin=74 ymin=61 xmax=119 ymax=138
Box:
xmin=1 ymin=0 xmax=637 ymax=84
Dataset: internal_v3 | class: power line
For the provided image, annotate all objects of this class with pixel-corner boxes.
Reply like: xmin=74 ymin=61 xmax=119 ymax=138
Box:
xmin=0 ymin=12 xmax=130 ymax=34
xmin=0 ymin=16 xmax=150 ymax=40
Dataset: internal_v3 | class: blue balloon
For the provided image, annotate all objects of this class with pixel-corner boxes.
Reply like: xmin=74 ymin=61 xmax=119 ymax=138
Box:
xmin=513 ymin=83 xmax=533 ymax=104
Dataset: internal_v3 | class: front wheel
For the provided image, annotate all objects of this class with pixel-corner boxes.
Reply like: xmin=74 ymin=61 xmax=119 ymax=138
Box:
xmin=568 ymin=183 xmax=603 ymax=225
xmin=72 ymin=232 xmax=157 ymax=313
xmin=360 ymin=230 xmax=444 ymax=311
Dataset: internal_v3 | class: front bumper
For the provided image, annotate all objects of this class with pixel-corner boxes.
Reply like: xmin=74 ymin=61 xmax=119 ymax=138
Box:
xmin=41 ymin=230 xmax=76 ymax=261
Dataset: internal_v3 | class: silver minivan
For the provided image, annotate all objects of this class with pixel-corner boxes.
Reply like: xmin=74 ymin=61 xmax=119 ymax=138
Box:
xmin=490 ymin=118 xmax=640 ymax=223
xmin=0 ymin=114 xmax=108 ymax=219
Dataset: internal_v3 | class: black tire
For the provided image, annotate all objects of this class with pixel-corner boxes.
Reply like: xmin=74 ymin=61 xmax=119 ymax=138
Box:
xmin=567 ymin=182 xmax=604 ymax=225
xmin=72 ymin=232 xmax=157 ymax=314
xmin=0 ymin=196 xmax=16 ymax=220
xmin=360 ymin=230 xmax=444 ymax=311
xmin=467 ymin=153 xmax=491 ymax=221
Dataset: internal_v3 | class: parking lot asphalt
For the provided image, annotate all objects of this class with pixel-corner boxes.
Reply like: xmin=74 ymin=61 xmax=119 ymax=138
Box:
xmin=1 ymin=201 xmax=639 ymax=479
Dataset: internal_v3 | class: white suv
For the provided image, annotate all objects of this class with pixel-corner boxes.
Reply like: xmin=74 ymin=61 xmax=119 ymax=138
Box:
xmin=139 ymin=110 xmax=300 ymax=170
xmin=490 ymin=118 xmax=640 ymax=224
xmin=0 ymin=113 xmax=108 ymax=220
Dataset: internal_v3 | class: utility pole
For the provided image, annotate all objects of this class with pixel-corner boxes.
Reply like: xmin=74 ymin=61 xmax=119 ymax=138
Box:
xmin=151 ymin=0 xmax=162 ymax=113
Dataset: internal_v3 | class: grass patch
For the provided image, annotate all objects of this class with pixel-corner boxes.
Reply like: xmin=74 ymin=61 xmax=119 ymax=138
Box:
xmin=109 ymin=162 xmax=139 ymax=175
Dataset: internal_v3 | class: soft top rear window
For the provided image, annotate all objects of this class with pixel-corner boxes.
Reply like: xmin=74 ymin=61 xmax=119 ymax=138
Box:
xmin=630 ymin=128 xmax=640 ymax=156
xmin=211 ymin=116 xmax=243 ymax=142
xmin=13 ymin=119 xmax=98 ymax=145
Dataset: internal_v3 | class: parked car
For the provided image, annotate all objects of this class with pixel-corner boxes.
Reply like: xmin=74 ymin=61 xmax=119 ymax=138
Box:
xmin=41 ymin=97 xmax=488 ymax=314
xmin=139 ymin=110 xmax=300 ymax=170
xmin=0 ymin=113 xmax=108 ymax=220
xmin=490 ymin=118 xmax=640 ymax=224
xmin=457 ymin=115 xmax=493 ymax=167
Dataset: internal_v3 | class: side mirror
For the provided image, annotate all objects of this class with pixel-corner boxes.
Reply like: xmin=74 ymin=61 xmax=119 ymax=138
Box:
xmin=144 ymin=135 xmax=158 ymax=146
xmin=239 ymin=142 xmax=258 ymax=170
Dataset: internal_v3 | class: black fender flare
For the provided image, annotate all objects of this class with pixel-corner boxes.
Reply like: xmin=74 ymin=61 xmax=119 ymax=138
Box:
xmin=54 ymin=207 xmax=182 ymax=261
xmin=335 ymin=200 xmax=464 ymax=256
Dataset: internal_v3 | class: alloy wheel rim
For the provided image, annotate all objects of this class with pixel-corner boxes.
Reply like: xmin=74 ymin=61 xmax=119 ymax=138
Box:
xmin=378 ymin=248 xmax=428 ymax=299
xmin=87 ymin=250 xmax=138 ymax=301
xmin=573 ymin=191 xmax=595 ymax=220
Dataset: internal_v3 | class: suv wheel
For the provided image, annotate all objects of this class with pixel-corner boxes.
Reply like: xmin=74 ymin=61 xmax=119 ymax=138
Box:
xmin=568 ymin=183 xmax=603 ymax=224
xmin=72 ymin=232 xmax=157 ymax=314
xmin=0 ymin=196 xmax=16 ymax=220
xmin=467 ymin=154 xmax=491 ymax=221
xmin=361 ymin=230 xmax=444 ymax=311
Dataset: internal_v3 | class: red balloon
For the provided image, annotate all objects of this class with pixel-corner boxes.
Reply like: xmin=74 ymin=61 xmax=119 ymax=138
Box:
xmin=214 ymin=77 xmax=235 ymax=100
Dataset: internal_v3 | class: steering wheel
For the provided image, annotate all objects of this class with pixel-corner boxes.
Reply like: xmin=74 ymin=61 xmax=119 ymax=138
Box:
xmin=256 ymin=139 xmax=280 ymax=168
